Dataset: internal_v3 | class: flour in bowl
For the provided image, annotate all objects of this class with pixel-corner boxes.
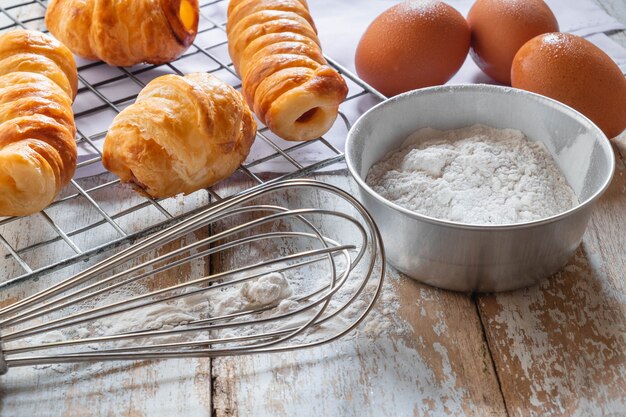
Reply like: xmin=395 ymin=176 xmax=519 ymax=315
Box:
xmin=366 ymin=124 xmax=578 ymax=225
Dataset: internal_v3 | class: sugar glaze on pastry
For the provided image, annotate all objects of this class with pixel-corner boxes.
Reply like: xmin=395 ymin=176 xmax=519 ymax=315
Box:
xmin=0 ymin=30 xmax=77 ymax=217
xmin=227 ymin=0 xmax=348 ymax=141
xmin=103 ymin=73 xmax=257 ymax=198
xmin=45 ymin=0 xmax=199 ymax=67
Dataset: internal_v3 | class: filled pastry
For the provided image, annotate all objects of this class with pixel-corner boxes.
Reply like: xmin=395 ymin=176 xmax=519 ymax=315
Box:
xmin=227 ymin=0 xmax=348 ymax=141
xmin=0 ymin=29 xmax=77 ymax=217
xmin=45 ymin=0 xmax=199 ymax=67
xmin=103 ymin=73 xmax=257 ymax=198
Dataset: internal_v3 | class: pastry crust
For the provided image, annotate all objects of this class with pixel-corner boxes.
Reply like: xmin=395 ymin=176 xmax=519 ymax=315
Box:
xmin=103 ymin=73 xmax=257 ymax=198
xmin=45 ymin=0 xmax=199 ymax=67
xmin=227 ymin=0 xmax=348 ymax=141
xmin=0 ymin=30 xmax=77 ymax=217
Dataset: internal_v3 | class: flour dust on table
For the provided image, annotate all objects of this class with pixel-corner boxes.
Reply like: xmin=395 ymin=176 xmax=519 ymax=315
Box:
xmin=20 ymin=260 xmax=407 ymax=380
xmin=366 ymin=124 xmax=578 ymax=225
xmin=208 ymin=259 xmax=408 ymax=342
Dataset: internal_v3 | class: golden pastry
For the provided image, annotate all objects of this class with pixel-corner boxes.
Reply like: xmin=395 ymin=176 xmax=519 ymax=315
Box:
xmin=227 ymin=0 xmax=348 ymax=141
xmin=0 ymin=29 xmax=77 ymax=217
xmin=45 ymin=0 xmax=199 ymax=67
xmin=103 ymin=73 xmax=257 ymax=198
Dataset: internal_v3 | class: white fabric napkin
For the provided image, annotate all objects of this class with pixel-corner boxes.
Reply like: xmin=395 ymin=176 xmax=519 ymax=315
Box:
xmin=75 ymin=0 xmax=626 ymax=177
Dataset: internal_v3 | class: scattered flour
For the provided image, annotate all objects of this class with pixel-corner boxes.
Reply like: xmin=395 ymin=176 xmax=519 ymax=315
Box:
xmin=366 ymin=124 xmax=579 ymax=225
xmin=241 ymin=273 xmax=293 ymax=304
xmin=214 ymin=272 xmax=293 ymax=316
xmin=19 ymin=243 xmax=403 ymax=377
xmin=205 ymin=256 xmax=406 ymax=343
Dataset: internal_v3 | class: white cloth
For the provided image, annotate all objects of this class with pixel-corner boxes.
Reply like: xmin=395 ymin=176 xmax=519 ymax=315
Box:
xmin=76 ymin=0 xmax=626 ymax=177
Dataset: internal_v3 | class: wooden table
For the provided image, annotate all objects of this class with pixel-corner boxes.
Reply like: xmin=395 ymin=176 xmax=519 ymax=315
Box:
xmin=1 ymin=2 xmax=626 ymax=416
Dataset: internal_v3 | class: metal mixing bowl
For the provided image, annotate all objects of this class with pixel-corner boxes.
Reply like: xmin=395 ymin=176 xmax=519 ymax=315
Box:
xmin=345 ymin=84 xmax=615 ymax=292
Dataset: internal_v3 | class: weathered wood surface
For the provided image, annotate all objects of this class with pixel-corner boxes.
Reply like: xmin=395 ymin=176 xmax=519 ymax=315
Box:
xmin=210 ymin=174 xmax=507 ymax=417
xmin=209 ymin=2 xmax=626 ymax=415
xmin=473 ymin=5 xmax=626 ymax=415
xmin=0 ymin=0 xmax=625 ymax=416
xmin=0 ymin=174 xmax=214 ymax=417
xmin=476 ymin=161 xmax=626 ymax=416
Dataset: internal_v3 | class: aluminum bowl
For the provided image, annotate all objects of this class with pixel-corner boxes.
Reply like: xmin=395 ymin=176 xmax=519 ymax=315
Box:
xmin=345 ymin=84 xmax=615 ymax=292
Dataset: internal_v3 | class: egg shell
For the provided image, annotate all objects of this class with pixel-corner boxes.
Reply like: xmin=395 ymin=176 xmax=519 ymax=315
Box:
xmin=467 ymin=0 xmax=558 ymax=85
xmin=512 ymin=33 xmax=626 ymax=139
xmin=355 ymin=0 xmax=470 ymax=97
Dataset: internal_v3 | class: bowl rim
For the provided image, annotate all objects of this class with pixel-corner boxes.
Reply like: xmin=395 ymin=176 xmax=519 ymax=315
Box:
xmin=345 ymin=84 xmax=616 ymax=231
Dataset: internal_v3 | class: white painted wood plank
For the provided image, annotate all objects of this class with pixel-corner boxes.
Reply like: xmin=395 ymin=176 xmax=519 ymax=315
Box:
xmin=1 ymin=1 xmax=624 ymax=415
xmin=478 ymin=158 xmax=626 ymax=416
xmin=476 ymin=2 xmax=626 ymax=414
xmin=0 ymin=175 xmax=213 ymax=417
xmin=211 ymin=174 xmax=507 ymax=417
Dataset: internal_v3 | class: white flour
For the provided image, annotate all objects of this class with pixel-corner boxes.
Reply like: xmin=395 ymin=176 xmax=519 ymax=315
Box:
xmin=206 ymin=258 xmax=404 ymax=342
xmin=24 ymin=261 xmax=404 ymax=378
xmin=213 ymin=272 xmax=293 ymax=316
xmin=366 ymin=124 xmax=578 ymax=225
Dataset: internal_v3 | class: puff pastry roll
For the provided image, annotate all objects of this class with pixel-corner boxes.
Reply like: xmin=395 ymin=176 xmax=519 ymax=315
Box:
xmin=45 ymin=0 xmax=199 ymax=67
xmin=0 ymin=30 xmax=77 ymax=217
xmin=227 ymin=0 xmax=348 ymax=141
xmin=103 ymin=73 xmax=257 ymax=198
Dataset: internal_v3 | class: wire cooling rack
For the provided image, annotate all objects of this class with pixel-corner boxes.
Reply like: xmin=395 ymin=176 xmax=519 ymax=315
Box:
xmin=0 ymin=0 xmax=385 ymax=286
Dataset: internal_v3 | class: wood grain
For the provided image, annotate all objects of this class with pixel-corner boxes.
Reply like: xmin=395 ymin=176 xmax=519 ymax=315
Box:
xmin=0 ymin=0 xmax=625 ymax=415
xmin=210 ymin=174 xmax=507 ymax=417
xmin=0 ymin=175 xmax=213 ymax=417
xmin=476 ymin=3 xmax=626 ymax=414
xmin=477 ymin=160 xmax=626 ymax=416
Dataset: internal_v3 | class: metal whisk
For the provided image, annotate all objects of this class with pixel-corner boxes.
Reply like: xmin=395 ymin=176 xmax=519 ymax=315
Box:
xmin=0 ymin=179 xmax=384 ymax=374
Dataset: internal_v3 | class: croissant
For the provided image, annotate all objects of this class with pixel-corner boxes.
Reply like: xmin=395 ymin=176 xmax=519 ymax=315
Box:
xmin=0 ymin=30 xmax=77 ymax=217
xmin=103 ymin=73 xmax=257 ymax=198
xmin=45 ymin=0 xmax=199 ymax=67
xmin=227 ymin=0 xmax=348 ymax=142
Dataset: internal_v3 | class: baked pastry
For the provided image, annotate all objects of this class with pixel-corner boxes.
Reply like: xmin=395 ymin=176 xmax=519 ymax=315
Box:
xmin=0 ymin=30 xmax=77 ymax=217
xmin=45 ymin=0 xmax=199 ymax=67
xmin=227 ymin=0 xmax=348 ymax=141
xmin=103 ymin=73 xmax=257 ymax=198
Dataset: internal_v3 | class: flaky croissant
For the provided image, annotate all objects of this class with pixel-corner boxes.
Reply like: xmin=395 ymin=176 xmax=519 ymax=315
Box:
xmin=0 ymin=30 xmax=77 ymax=217
xmin=103 ymin=73 xmax=257 ymax=198
xmin=45 ymin=0 xmax=199 ymax=67
xmin=227 ymin=0 xmax=348 ymax=142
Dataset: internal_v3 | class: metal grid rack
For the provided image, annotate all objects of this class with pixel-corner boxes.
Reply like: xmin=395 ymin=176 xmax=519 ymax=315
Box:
xmin=0 ymin=0 xmax=385 ymax=286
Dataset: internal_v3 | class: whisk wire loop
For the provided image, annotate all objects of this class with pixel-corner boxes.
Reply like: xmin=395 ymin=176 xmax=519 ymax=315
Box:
xmin=0 ymin=179 xmax=385 ymax=374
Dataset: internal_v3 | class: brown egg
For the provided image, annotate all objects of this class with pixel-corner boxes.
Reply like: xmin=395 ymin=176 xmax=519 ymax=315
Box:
xmin=467 ymin=0 xmax=558 ymax=85
xmin=355 ymin=1 xmax=470 ymax=97
xmin=512 ymin=33 xmax=626 ymax=138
